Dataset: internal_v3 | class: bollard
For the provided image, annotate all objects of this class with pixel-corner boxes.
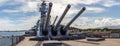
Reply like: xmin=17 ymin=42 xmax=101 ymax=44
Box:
xmin=16 ymin=36 xmax=18 ymax=44
xmin=11 ymin=35 xmax=14 ymax=46
xmin=119 ymin=32 xmax=120 ymax=38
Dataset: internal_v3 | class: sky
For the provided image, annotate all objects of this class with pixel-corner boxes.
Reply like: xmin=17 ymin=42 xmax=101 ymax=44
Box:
xmin=0 ymin=0 xmax=120 ymax=30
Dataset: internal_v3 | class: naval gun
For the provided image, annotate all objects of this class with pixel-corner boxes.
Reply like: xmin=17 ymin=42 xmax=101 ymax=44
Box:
xmin=42 ymin=2 xmax=53 ymax=36
xmin=30 ymin=1 xmax=86 ymax=40
xmin=51 ymin=4 xmax=71 ymax=36
xmin=61 ymin=7 xmax=86 ymax=35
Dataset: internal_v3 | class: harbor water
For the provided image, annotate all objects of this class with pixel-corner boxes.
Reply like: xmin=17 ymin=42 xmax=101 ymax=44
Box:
xmin=0 ymin=31 xmax=25 ymax=46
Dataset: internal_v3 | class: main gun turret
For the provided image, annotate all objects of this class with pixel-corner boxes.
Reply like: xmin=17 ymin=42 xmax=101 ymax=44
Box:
xmin=36 ymin=1 xmax=86 ymax=37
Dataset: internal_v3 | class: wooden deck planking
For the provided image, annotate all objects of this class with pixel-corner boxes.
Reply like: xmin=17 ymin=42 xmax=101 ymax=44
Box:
xmin=16 ymin=37 xmax=39 ymax=46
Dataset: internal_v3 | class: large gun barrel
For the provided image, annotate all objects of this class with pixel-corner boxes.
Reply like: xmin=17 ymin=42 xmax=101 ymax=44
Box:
xmin=63 ymin=7 xmax=86 ymax=30
xmin=42 ymin=2 xmax=52 ymax=36
xmin=52 ymin=16 xmax=58 ymax=26
xmin=54 ymin=4 xmax=71 ymax=30
xmin=44 ymin=2 xmax=53 ymax=31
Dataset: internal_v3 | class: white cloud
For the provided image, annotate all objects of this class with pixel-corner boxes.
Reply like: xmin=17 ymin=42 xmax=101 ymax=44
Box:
xmin=13 ymin=0 xmax=106 ymax=13
xmin=0 ymin=18 xmax=16 ymax=30
xmin=0 ymin=15 xmax=39 ymax=30
xmin=102 ymin=0 xmax=120 ymax=7
xmin=0 ymin=0 xmax=120 ymax=30
xmin=2 ymin=9 xmax=20 ymax=13
xmin=18 ymin=1 xmax=38 ymax=12
xmin=47 ymin=0 xmax=101 ymax=5
xmin=79 ymin=0 xmax=101 ymax=5
xmin=86 ymin=7 xmax=105 ymax=13
xmin=0 ymin=0 xmax=9 ymax=6
xmin=2 ymin=0 xmax=117 ymax=13
xmin=0 ymin=0 xmax=39 ymax=12
xmin=69 ymin=17 xmax=120 ymax=29
xmin=1 ymin=16 xmax=118 ymax=30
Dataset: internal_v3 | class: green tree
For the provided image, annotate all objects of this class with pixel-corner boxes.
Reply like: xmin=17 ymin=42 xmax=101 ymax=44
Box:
xmin=102 ymin=27 xmax=109 ymax=31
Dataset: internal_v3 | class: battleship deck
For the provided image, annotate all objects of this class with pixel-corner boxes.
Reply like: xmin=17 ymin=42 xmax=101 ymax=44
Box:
xmin=16 ymin=36 xmax=120 ymax=46
xmin=16 ymin=36 xmax=39 ymax=46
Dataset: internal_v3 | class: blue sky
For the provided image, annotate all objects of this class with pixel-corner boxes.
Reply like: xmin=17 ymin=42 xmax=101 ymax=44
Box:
xmin=0 ymin=0 xmax=120 ymax=30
